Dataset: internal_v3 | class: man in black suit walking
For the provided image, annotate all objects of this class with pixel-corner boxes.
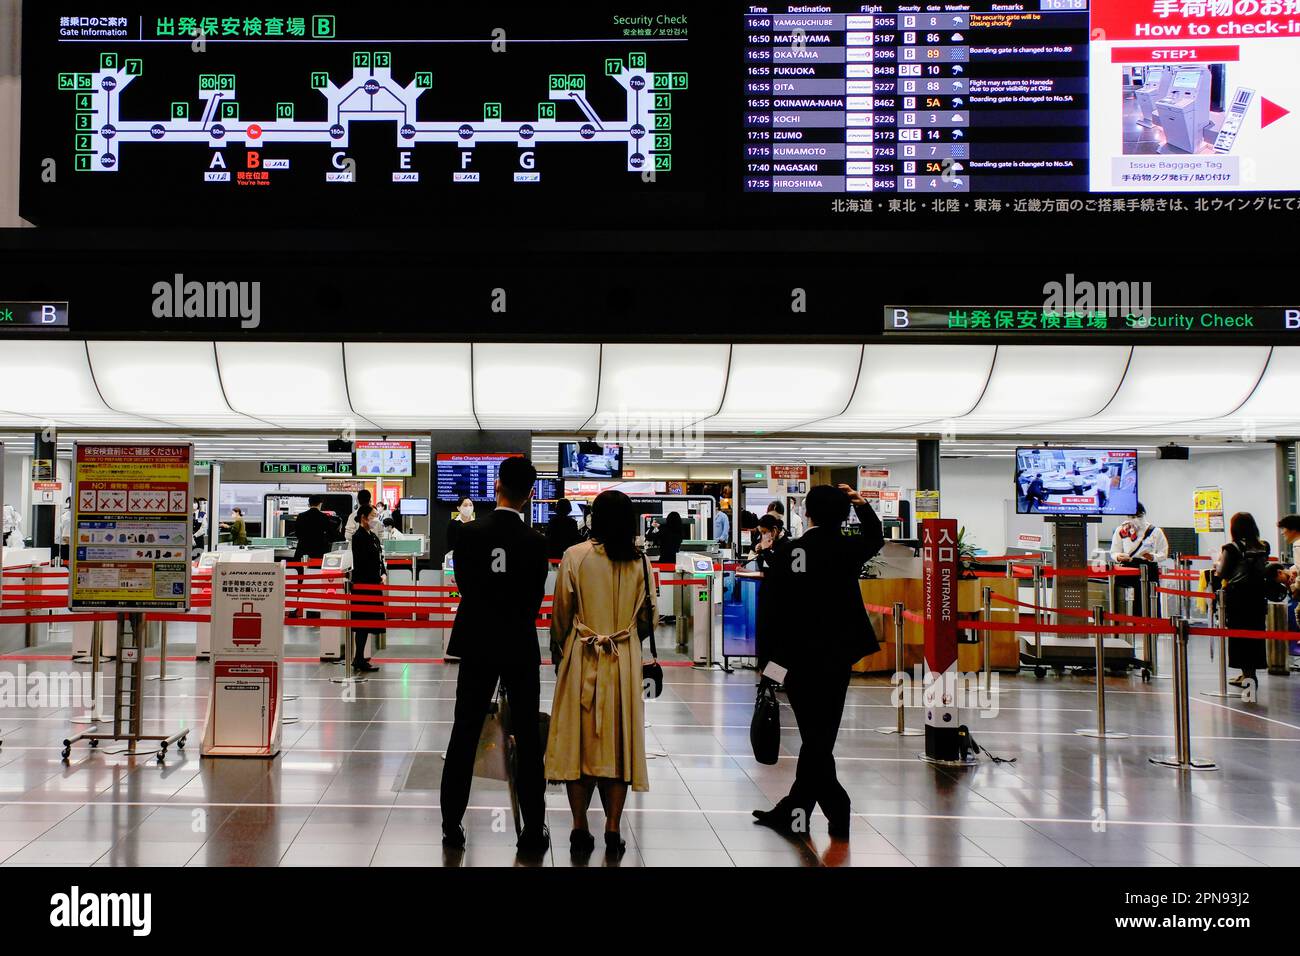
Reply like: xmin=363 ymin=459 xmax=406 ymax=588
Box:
xmin=754 ymin=483 xmax=884 ymax=840
xmin=291 ymin=495 xmax=339 ymax=619
xmin=440 ymin=456 xmax=550 ymax=853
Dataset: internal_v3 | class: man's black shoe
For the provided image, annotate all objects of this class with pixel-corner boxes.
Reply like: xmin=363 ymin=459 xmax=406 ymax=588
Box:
xmin=517 ymin=825 xmax=551 ymax=854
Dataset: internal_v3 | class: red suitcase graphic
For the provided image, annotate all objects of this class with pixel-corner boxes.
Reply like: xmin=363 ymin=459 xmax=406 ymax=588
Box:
xmin=232 ymin=603 xmax=263 ymax=647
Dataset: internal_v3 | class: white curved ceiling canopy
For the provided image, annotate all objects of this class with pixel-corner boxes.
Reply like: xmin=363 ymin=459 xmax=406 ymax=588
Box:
xmin=0 ymin=341 xmax=1295 ymax=438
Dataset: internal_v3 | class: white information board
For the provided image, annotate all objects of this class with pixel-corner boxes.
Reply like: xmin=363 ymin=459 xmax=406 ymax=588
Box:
xmin=202 ymin=563 xmax=285 ymax=758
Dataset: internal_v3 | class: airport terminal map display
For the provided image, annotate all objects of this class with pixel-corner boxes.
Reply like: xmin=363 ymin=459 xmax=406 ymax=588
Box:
xmin=20 ymin=4 xmax=692 ymax=222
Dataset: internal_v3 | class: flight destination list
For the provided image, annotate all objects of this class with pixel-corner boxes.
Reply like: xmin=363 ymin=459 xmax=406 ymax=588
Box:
xmin=743 ymin=1 xmax=1090 ymax=193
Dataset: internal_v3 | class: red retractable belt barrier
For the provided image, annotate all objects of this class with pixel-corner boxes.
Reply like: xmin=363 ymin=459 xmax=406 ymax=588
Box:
xmin=960 ymin=617 xmax=1173 ymax=635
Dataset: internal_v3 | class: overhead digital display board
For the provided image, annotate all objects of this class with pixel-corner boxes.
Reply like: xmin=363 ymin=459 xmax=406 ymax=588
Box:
xmin=17 ymin=1 xmax=1300 ymax=226
xmin=20 ymin=3 xmax=694 ymax=224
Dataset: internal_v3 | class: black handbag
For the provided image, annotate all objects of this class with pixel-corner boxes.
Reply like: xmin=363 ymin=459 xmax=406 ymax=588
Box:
xmin=750 ymin=680 xmax=781 ymax=765
xmin=641 ymin=555 xmax=664 ymax=698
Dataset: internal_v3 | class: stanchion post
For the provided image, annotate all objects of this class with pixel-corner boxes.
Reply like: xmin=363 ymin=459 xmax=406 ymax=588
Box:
xmin=1203 ymin=590 xmax=1239 ymax=699
xmin=1077 ymin=605 xmax=1128 ymax=739
xmin=146 ymin=619 xmax=182 ymax=682
xmin=1150 ymin=617 xmax=1217 ymax=771
xmin=1031 ymin=563 xmax=1043 ymax=659
xmin=981 ymin=585 xmax=992 ymax=696
xmin=71 ymin=618 xmax=110 ymax=724
xmin=1139 ymin=563 xmax=1158 ymax=676
xmin=875 ymin=601 xmax=922 ymax=736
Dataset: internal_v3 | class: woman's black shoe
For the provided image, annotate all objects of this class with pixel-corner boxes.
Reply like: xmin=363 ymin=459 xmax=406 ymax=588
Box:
xmin=604 ymin=831 xmax=626 ymax=857
xmin=752 ymin=808 xmax=798 ymax=836
xmin=354 ymin=661 xmax=381 ymax=673
xmin=570 ymin=828 xmax=596 ymax=853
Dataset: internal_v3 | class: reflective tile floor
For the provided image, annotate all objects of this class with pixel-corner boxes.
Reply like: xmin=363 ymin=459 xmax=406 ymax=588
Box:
xmin=0 ymin=626 xmax=1298 ymax=867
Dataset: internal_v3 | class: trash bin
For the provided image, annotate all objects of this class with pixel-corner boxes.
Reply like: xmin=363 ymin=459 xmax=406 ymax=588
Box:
xmin=1266 ymin=601 xmax=1291 ymax=677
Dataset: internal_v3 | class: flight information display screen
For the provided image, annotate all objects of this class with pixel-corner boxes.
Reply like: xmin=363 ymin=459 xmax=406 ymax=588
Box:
xmin=435 ymin=453 xmax=523 ymax=503
xmin=20 ymin=3 xmax=694 ymax=224
xmin=744 ymin=0 xmax=1300 ymax=199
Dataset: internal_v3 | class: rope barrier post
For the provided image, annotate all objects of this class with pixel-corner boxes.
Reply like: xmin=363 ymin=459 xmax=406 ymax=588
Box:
xmin=1203 ymin=590 xmax=1240 ymax=700
xmin=1266 ymin=601 xmax=1291 ymax=676
xmin=1150 ymin=617 xmax=1217 ymax=771
xmin=71 ymin=618 xmax=110 ymax=725
xmin=876 ymin=601 xmax=922 ymax=736
xmin=981 ymin=585 xmax=993 ymax=697
xmin=146 ymin=620 xmax=179 ymax=682
xmin=1077 ymin=605 xmax=1128 ymax=739
xmin=1031 ymin=563 xmax=1043 ymax=660
xmin=331 ymin=575 xmax=365 ymax=685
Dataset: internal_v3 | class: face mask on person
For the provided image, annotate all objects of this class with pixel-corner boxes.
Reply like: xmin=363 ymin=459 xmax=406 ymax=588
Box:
xmin=459 ymin=502 xmax=474 ymax=520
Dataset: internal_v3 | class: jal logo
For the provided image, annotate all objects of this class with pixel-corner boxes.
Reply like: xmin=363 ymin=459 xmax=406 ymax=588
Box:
xmin=49 ymin=886 xmax=152 ymax=937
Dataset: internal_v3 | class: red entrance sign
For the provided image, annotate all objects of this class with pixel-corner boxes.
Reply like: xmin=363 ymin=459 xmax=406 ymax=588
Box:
xmin=921 ymin=518 xmax=959 ymax=675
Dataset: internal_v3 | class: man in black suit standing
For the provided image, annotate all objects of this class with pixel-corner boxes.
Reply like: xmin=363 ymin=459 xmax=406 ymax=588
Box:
xmin=440 ymin=456 xmax=550 ymax=853
xmin=291 ymin=495 xmax=339 ymax=619
xmin=753 ymin=483 xmax=884 ymax=840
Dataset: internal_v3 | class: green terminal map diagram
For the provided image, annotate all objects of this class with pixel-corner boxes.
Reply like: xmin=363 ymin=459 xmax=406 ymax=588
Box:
xmin=55 ymin=17 xmax=688 ymax=186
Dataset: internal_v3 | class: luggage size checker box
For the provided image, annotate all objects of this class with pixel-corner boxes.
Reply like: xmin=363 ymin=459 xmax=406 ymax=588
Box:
xmin=231 ymin=603 xmax=264 ymax=647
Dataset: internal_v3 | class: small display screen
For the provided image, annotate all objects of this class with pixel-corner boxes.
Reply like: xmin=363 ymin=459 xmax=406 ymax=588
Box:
xmin=353 ymin=440 xmax=414 ymax=477
xmin=558 ymin=442 xmax=624 ymax=479
xmin=533 ymin=474 xmax=563 ymax=501
xmin=400 ymin=497 xmax=429 ymax=517
xmin=436 ymin=453 xmax=523 ymax=503
xmin=1015 ymin=448 xmax=1139 ymax=516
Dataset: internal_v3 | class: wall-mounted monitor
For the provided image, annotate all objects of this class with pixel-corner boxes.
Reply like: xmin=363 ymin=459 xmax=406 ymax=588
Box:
xmin=533 ymin=473 xmax=563 ymax=502
xmin=400 ymin=497 xmax=429 ymax=517
xmin=1015 ymin=448 xmax=1139 ymax=517
xmin=559 ymin=442 xmax=624 ymax=479
xmin=353 ymin=440 xmax=414 ymax=478
xmin=435 ymin=453 xmax=523 ymax=503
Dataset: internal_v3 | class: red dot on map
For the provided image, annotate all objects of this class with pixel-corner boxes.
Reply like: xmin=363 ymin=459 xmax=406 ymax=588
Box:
xmin=247 ymin=124 xmax=262 ymax=139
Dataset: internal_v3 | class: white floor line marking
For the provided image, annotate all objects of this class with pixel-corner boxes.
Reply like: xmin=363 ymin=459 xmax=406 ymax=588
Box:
xmin=1190 ymin=695 xmax=1300 ymax=733
xmin=0 ymin=798 xmax=1297 ymax=833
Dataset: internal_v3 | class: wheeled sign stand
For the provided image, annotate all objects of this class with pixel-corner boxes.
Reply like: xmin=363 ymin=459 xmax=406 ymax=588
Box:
xmin=62 ymin=613 xmax=191 ymax=762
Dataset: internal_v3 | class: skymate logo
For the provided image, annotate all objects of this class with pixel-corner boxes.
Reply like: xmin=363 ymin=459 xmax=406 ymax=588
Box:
xmin=151 ymin=273 xmax=261 ymax=329
xmin=49 ymin=886 xmax=152 ymax=937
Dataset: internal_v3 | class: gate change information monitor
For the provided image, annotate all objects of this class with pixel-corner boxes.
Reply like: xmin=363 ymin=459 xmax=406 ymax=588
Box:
xmin=436 ymin=453 xmax=524 ymax=503
xmin=1015 ymin=447 xmax=1139 ymax=516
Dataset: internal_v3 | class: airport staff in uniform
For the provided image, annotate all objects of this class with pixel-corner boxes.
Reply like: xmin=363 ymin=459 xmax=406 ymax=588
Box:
xmin=1110 ymin=502 xmax=1168 ymax=604
xmin=714 ymin=502 xmax=731 ymax=548
xmin=292 ymin=496 xmax=339 ymax=619
xmin=349 ymin=504 xmax=386 ymax=674
xmin=446 ymin=496 xmax=475 ymax=556
xmin=753 ymin=483 xmax=884 ymax=840
xmin=439 ymin=457 xmax=550 ymax=855
xmin=222 ymin=507 xmax=249 ymax=546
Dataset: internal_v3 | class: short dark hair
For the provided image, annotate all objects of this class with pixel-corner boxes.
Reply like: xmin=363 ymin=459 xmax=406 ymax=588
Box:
xmin=591 ymin=490 xmax=639 ymax=562
xmin=458 ymin=496 xmax=474 ymax=508
xmin=497 ymin=456 xmax=537 ymax=503
xmin=767 ymin=500 xmax=785 ymax=515
xmin=758 ymin=514 xmax=783 ymax=533
xmin=356 ymin=504 xmax=375 ymax=523
xmin=308 ymin=494 xmax=324 ymax=507
xmin=805 ymin=484 xmax=851 ymax=528
xmin=357 ymin=489 xmax=372 ymax=506
xmin=1279 ymin=514 xmax=1300 ymax=533
xmin=556 ymin=497 xmax=571 ymax=512
xmin=232 ymin=507 xmax=242 ymax=515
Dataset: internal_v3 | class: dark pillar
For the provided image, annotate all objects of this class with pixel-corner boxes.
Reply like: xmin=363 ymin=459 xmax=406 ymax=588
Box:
xmin=32 ymin=430 xmax=56 ymax=549
xmin=916 ymin=439 xmax=941 ymax=498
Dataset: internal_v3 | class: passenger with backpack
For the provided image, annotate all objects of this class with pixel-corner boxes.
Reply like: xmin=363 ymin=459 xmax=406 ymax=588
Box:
xmin=1212 ymin=512 xmax=1270 ymax=688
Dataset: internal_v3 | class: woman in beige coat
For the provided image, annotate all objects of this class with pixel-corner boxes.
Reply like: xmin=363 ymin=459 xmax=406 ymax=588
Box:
xmin=545 ymin=490 xmax=657 ymax=858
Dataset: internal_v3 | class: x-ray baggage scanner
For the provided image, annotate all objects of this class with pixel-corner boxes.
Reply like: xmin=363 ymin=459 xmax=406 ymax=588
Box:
xmin=1157 ymin=67 xmax=1212 ymax=153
